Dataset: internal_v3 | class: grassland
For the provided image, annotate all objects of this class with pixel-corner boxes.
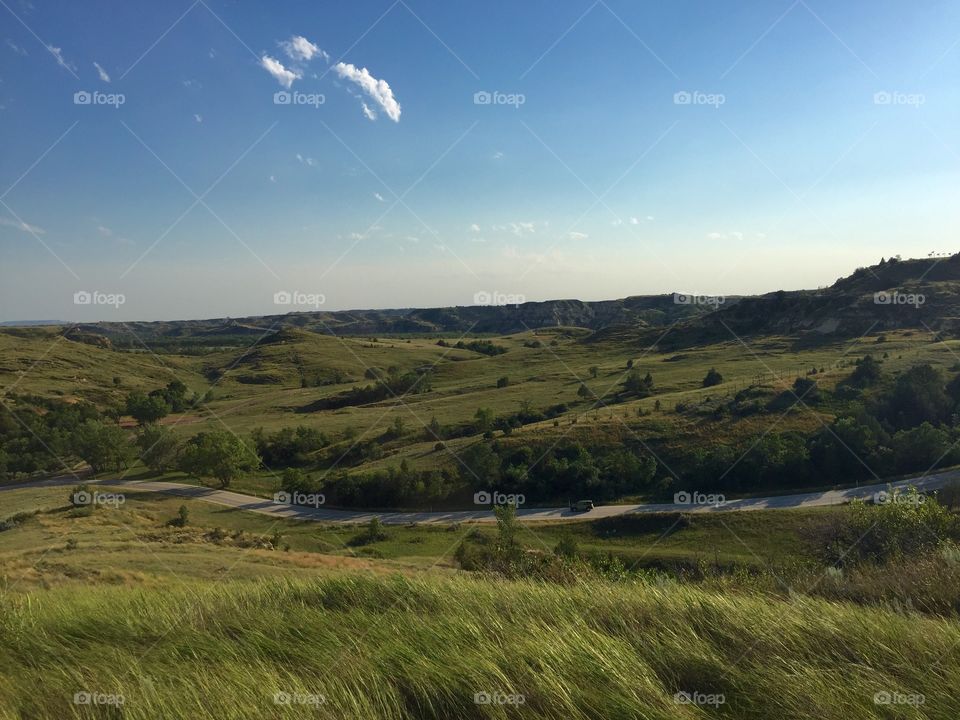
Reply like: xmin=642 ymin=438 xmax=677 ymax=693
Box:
xmin=2 ymin=324 xmax=954 ymax=502
xmin=1 ymin=572 xmax=957 ymax=719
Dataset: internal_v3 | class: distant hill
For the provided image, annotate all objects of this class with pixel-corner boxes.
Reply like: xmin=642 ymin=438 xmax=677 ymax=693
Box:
xmin=633 ymin=253 xmax=960 ymax=349
xmin=37 ymin=253 xmax=960 ymax=348
xmin=57 ymin=295 xmax=742 ymax=344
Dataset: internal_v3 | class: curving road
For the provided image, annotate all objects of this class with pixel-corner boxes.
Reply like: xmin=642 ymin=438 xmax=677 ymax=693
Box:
xmin=2 ymin=469 xmax=957 ymax=525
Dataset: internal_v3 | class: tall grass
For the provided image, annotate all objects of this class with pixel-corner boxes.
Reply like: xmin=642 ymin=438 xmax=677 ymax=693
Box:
xmin=0 ymin=573 xmax=958 ymax=718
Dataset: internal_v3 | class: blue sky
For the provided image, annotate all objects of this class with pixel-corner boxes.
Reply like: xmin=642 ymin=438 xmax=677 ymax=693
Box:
xmin=1 ymin=0 xmax=958 ymax=321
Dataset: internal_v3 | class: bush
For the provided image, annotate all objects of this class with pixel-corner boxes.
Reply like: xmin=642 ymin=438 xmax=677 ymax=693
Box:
xmin=702 ymin=368 xmax=723 ymax=387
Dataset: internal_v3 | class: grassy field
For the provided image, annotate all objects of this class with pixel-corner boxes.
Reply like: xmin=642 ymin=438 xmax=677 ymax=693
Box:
xmin=0 ymin=483 xmax=842 ymax=589
xmin=0 ymin=572 xmax=957 ymax=719
xmin=3 ymin=324 xmax=955 ymax=502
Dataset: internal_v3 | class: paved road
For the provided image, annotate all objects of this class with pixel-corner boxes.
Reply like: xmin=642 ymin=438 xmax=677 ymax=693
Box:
xmin=3 ymin=470 xmax=957 ymax=525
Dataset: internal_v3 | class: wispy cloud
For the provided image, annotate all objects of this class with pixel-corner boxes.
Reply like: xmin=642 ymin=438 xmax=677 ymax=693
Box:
xmin=45 ymin=44 xmax=75 ymax=72
xmin=260 ymin=54 xmax=300 ymax=88
xmin=93 ymin=61 xmax=110 ymax=82
xmin=5 ymin=39 xmax=27 ymax=56
xmin=296 ymin=153 xmax=316 ymax=167
xmin=194 ymin=113 xmax=203 ymax=123
xmin=281 ymin=35 xmax=328 ymax=63
xmin=373 ymin=192 xmax=385 ymax=202
xmin=0 ymin=215 xmax=45 ymax=234
xmin=333 ymin=62 xmax=401 ymax=122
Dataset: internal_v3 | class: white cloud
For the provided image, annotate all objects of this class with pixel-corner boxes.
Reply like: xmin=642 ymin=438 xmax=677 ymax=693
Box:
xmin=707 ymin=231 xmax=744 ymax=241
xmin=0 ymin=215 xmax=44 ymax=234
xmin=333 ymin=62 xmax=401 ymax=122
xmin=6 ymin=39 xmax=27 ymax=56
xmin=361 ymin=102 xmax=377 ymax=121
xmin=495 ymin=221 xmax=535 ymax=237
xmin=260 ymin=54 xmax=300 ymax=88
xmin=469 ymin=223 xmax=480 ymax=233
xmin=208 ymin=48 xmax=216 ymax=59
xmin=45 ymin=44 xmax=76 ymax=72
xmin=97 ymin=225 xmax=112 ymax=237
xmin=629 ymin=217 xmax=639 ymax=225
xmin=269 ymin=175 xmax=276 ymax=183
xmin=93 ymin=61 xmax=110 ymax=82
xmin=194 ymin=114 xmax=203 ymax=123
xmin=295 ymin=153 xmax=316 ymax=167
xmin=492 ymin=151 xmax=504 ymax=160
xmin=373 ymin=192 xmax=385 ymax=202
xmin=281 ymin=35 xmax=328 ymax=63
xmin=567 ymin=231 xmax=589 ymax=241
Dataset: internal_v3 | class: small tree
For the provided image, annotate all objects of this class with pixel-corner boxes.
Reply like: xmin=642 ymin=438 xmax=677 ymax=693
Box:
xmin=474 ymin=407 xmax=495 ymax=433
xmin=577 ymin=383 xmax=592 ymax=399
xmin=137 ymin=424 xmax=180 ymax=474
xmin=496 ymin=376 xmax=510 ymax=388
xmin=702 ymin=368 xmax=723 ymax=387
xmin=589 ymin=366 xmax=599 ymax=379
xmin=169 ymin=504 xmax=190 ymax=527
xmin=179 ymin=431 xmax=260 ymax=488
xmin=71 ymin=420 xmax=134 ymax=473
xmin=494 ymin=502 xmax=521 ymax=562
xmin=125 ymin=391 xmax=169 ymax=425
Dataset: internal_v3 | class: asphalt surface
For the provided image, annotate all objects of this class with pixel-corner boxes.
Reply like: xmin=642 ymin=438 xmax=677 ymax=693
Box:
xmin=3 ymin=469 xmax=957 ymax=525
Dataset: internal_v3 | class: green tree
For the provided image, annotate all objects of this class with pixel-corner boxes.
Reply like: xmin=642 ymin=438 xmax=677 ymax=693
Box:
xmin=70 ymin=420 xmax=133 ymax=473
xmin=702 ymin=368 xmax=723 ymax=387
xmin=136 ymin=424 xmax=180 ymax=474
xmin=179 ymin=431 xmax=260 ymax=488
xmin=125 ymin=391 xmax=169 ymax=425
xmin=473 ymin=407 xmax=495 ymax=433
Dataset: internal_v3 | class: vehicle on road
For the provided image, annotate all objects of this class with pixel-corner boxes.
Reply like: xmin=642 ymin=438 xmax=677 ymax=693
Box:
xmin=570 ymin=499 xmax=594 ymax=512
